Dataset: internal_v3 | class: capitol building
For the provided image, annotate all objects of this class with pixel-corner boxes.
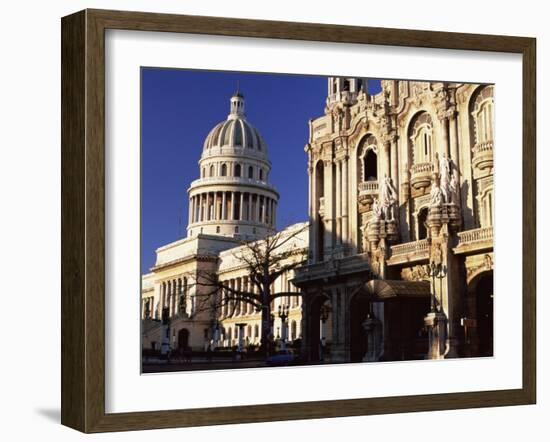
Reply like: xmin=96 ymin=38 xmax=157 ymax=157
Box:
xmin=142 ymin=77 xmax=494 ymax=364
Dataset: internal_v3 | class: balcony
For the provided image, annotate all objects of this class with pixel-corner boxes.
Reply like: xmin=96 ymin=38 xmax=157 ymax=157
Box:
xmin=387 ymin=239 xmax=430 ymax=265
xmin=472 ymin=141 xmax=494 ymax=171
xmin=454 ymin=227 xmax=493 ymax=254
xmin=410 ymin=162 xmax=434 ymax=191
xmin=358 ymin=181 xmax=379 ymax=195
xmin=294 ymin=253 xmax=372 ymax=284
xmin=189 ymin=176 xmax=279 ymax=194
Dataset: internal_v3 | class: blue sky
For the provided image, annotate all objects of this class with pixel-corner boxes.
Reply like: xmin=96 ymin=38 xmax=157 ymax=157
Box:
xmin=141 ymin=69 xmax=381 ymax=273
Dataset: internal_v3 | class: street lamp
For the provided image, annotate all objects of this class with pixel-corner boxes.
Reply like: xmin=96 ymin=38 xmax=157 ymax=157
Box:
xmin=427 ymin=262 xmax=447 ymax=313
xmin=278 ymin=304 xmax=289 ymax=349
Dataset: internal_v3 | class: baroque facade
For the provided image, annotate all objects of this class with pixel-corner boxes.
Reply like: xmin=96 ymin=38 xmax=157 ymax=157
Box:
xmin=142 ymin=77 xmax=494 ymax=364
xmin=294 ymin=78 xmax=494 ymax=362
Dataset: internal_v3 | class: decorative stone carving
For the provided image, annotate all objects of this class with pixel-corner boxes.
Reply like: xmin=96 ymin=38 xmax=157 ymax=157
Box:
xmin=430 ymin=242 xmax=443 ymax=266
xmin=466 ymin=253 xmax=494 ymax=283
xmin=379 ymin=175 xmax=398 ymax=221
xmin=429 ymin=153 xmax=460 ymax=209
xmin=401 ymin=265 xmax=430 ymax=282
xmin=429 ymin=181 xmax=444 ymax=207
xmin=372 ymin=197 xmax=382 ymax=221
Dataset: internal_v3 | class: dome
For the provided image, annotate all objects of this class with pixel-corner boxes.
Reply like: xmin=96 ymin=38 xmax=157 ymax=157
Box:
xmin=202 ymin=92 xmax=268 ymax=154
xmin=187 ymin=90 xmax=279 ymax=242
xmin=203 ymin=118 xmax=267 ymax=152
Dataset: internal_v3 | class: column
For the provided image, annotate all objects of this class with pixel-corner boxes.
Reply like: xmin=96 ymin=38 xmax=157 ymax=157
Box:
xmin=230 ymin=192 xmax=235 ymax=220
xmin=195 ymin=196 xmax=199 ymax=223
xmin=240 ymin=192 xmax=244 ymax=221
xmin=248 ymin=193 xmax=252 ymax=222
xmin=390 ymin=137 xmax=398 ymax=190
xmin=323 ymin=160 xmax=334 ymax=253
xmin=449 ymin=112 xmax=460 ymax=171
xmin=335 ymin=160 xmax=342 ymax=245
xmin=222 ymin=191 xmax=227 ymax=220
xmin=441 ymin=115 xmax=450 ymax=157
xmin=170 ymin=280 xmax=176 ymax=317
xmin=188 ymin=197 xmax=193 ymax=225
xmin=309 ymin=165 xmax=318 ymax=261
xmin=342 ymin=157 xmax=349 ymax=243
xmin=230 ymin=279 xmax=235 ymax=316
xmin=384 ymin=140 xmax=390 ymax=180
xmin=198 ymin=194 xmax=203 ymax=222
xmin=215 ymin=192 xmax=221 ymax=220
xmin=160 ymin=283 xmax=166 ymax=313
xmin=166 ymin=282 xmax=171 ymax=313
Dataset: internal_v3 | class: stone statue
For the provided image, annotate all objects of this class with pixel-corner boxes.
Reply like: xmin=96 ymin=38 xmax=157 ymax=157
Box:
xmin=372 ymin=197 xmax=382 ymax=220
xmin=378 ymin=175 xmax=398 ymax=220
xmin=439 ymin=153 xmax=451 ymax=203
xmin=429 ymin=180 xmax=443 ymax=207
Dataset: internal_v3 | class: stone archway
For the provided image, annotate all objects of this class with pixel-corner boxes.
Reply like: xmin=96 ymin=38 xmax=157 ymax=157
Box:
xmin=466 ymin=271 xmax=493 ymax=357
xmin=178 ymin=328 xmax=189 ymax=350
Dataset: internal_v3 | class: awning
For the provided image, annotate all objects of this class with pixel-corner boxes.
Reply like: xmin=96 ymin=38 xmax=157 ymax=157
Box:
xmin=365 ymin=280 xmax=431 ymax=300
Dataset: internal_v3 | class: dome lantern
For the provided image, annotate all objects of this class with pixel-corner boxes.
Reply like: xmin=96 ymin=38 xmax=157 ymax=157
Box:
xmin=229 ymin=90 xmax=245 ymax=117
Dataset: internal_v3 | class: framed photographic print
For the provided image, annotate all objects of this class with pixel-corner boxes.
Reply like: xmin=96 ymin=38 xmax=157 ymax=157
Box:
xmin=61 ymin=9 xmax=536 ymax=433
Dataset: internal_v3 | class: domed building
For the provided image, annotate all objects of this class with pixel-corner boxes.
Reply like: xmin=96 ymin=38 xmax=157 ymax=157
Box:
xmin=187 ymin=92 xmax=279 ymax=240
xmin=141 ymin=91 xmax=306 ymax=358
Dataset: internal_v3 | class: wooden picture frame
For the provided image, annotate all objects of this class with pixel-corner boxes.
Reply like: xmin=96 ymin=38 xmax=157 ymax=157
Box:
xmin=61 ymin=8 xmax=536 ymax=433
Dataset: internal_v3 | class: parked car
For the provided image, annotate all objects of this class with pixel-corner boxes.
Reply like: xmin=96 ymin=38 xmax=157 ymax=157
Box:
xmin=266 ymin=349 xmax=296 ymax=366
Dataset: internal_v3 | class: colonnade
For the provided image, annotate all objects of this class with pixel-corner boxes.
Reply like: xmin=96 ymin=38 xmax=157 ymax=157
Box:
xmin=189 ymin=191 xmax=277 ymax=226
xmin=144 ymin=277 xmax=190 ymax=320
xmin=201 ymin=160 xmax=266 ymax=181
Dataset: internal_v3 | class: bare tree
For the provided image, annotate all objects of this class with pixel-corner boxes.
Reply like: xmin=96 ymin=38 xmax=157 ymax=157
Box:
xmin=190 ymin=223 xmax=309 ymax=356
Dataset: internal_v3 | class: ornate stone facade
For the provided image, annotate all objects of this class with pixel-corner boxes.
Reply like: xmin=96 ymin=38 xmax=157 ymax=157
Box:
xmin=295 ymin=78 xmax=494 ymax=362
xmin=142 ymin=79 xmax=495 ymax=364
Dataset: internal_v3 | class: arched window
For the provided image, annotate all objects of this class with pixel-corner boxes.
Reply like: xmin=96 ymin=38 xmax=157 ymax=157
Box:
xmin=357 ymin=135 xmax=378 ymax=182
xmin=363 ymin=149 xmax=378 ymax=181
xmin=235 ymin=164 xmax=241 ymax=177
xmin=221 ymin=163 xmax=227 ymax=176
xmin=471 ymin=86 xmax=494 ymax=145
xmin=259 ymin=169 xmax=264 ymax=181
xmin=409 ymin=112 xmax=434 ymax=164
xmin=254 ymin=324 xmax=259 ymax=338
xmin=248 ymin=166 xmax=254 ymax=178
xmin=290 ymin=320 xmax=297 ymax=341
xmin=478 ymin=188 xmax=494 ymax=227
xmin=209 ymin=164 xmax=215 ymax=177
